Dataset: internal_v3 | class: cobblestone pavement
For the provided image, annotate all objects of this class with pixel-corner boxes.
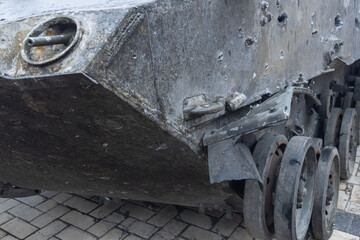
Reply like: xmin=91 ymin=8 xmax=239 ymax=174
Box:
xmin=0 ymin=149 xmax=360 ymax=240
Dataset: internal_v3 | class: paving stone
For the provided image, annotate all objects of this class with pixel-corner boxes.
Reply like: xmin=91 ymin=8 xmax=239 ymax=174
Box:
xmin=17 ymin=195 xmax=45 ymax=207
xmin=179 ymin=209 xmax=212 ymax=230
xmin=212 ymin=213 xmax=243 ymax=237
xmin=1 ymin=218 xmax=38 ymax=239
xmin=345 ymin=176 xmax=360 ymax=186
xmin=39 ymin=220 xmax=67 ymax=237
xmin=119 ymin=217 xmax=137 ymax=230
xmin=353 ymin=163 xmax=360 ymax=176
xmin=87 ymin=220 xmax=116 ymax=237
xmin=0 ymin=229 xmax=7 ymax=238
xmin=330 ymin=230 xmax=360 ymax=240
xmin=99 ymin=228 xmax=128 ymax=240
xmin=228 ymin=227 xmax=253 ymax=240
xmin=2 ymin=236 xmax=18 ymax=240
xmin=56 ymin=226 xmax=96 ymax=240
xmin=26 ymin=231 xmax=50 ymax=240
xmin=334 ymin=210 xmax=354 ymax=232
xmin=90 ymin=200 xmax=124 ymax=219
xmin=351 ymin=185 xmax=360 ymax=203
xmin=346 ymin=201 xmax=360 ymax=215
xmin=41 ymin=191 xmax=59 ymax=199
xmin=63 ymin=196 xmax=98 ymax=213
xmin=0 ymin=199 xmax=20 ymax=212
xmin=8 ymin=203 xmax=43 ymax=221
xmin=123 ymin=234 xmax=143 ymax=240
xmin=147 ymin=205 xmax=179 ymax=227
xmin=127 ymin=220 xmax=158 ymax=239
xmin=349 ymin=214 xmax=360 ymax=237
xmin=60 ymin=210 xmax=95 ymax=230
xmin=31 ymin=205 xmax=70 ymax=228
xmin=340 ymin=182 xmax=348 ymax=191
xmin=26 ymin=220 xmax=67 ymax=240
xmin=36 ymin=199 xmax=58 ymax=212
xmin=0 ymin=198 xmax=9 ymax=204
xmin=151 ymin=219 xmax=187 ymax=240
xmin=0 ymin=212 xmax=14 ymax=225
xmin=338 ymin=190 xmax=350 ymax=210
xmin=103 ymin=212 xmax=125 ymax=224
xmin=150 ymin=233 xmax=169 ymax=240
xmin=182 ymin=226 xmax=222 ymax=240
xmin=52 ymin=193 xmax=72 ymax=203
xmin=119 ymin=202 xmax=156 ymax=221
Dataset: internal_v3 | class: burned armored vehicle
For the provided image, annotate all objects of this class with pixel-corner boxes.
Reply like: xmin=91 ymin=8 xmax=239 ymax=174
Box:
xmin=1 ymin=0 xmax=360 ymax=239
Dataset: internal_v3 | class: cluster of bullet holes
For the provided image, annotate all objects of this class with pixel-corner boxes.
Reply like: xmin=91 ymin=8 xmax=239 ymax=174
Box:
xmin=333 ymin=44 xmax=340 ymax=54
xmin=260 ymin=1 xmax=272 ymax=26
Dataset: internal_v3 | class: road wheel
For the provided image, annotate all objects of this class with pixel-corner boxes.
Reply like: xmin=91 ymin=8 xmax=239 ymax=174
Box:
xmin=320 ymin=89 xmax=334 ymax=120
xmin=311 ymin=147 xmax=340 ymax=240
xmin=243 ymin=133 xmax=287 ymax=239
xmin=343 ymin=92 xmax=353 ymax=110
xmin=274 ymin=136 xmax=317 ymax=240
xmin=324 ymin=108 xmax=342 ymax=147
xmin=339 ymin=108 xmax=359 ymax=179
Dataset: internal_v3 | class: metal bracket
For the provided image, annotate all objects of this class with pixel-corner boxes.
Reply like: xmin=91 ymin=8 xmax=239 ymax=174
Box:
xmin=203 ymin=87 xmax=320 ymax=146
xmin=203 ymin=87 xmax=294 ymax=146
xmin=183 ymin=95 xmax=225 ymax=120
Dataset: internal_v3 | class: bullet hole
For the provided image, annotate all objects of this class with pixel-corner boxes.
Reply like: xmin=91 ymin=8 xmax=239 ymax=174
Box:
xmin=276 ymin=0 xmax=281 ymax=8
xmin=278 ymin=12 xmax=288 ymax=27
xmin=335 ymin=14 xmax=343 ymax=29
xmin=279 ymin=50 xmax=284 ymax=60
xmin=311 ymin=14 xmax=316 ymax=25
xmin=228 ymin=50 xmax=232 ymax=56
xmin=245 ymin=37 xmax=255 ymax=47
xmin=356 ymin=18 xmax=360 ymax=30
xmin=217 ymin=51 xmax=224 ymax=61
xmin=131 ymin=50 xmax=137 ymax=59
xmin=238 ymin=28 xmax=244 ymax=38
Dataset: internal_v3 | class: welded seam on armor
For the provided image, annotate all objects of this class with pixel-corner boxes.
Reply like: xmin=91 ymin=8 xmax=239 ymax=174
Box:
xmin=103 ymin=10 xmax=145 ymax=68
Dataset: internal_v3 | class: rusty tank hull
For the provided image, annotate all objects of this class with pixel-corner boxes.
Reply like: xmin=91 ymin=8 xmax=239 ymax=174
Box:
xmin=0 ymin=0 xmax=360 ymax=225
